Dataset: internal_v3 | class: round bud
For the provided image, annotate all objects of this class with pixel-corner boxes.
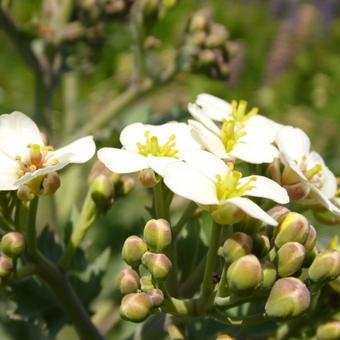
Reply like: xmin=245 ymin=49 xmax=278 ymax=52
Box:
xmin=17 ymin=185 xmax=35 ymax=201
xmin=139 ymin=169 xmax=159 ymax=188
xmin=0 ymin=256 xmax=13 ymax=278
xmin=147 ymin=288 xmax=164 ymax=307
xmin=218 ymin=232 xmax=253 ymax=264
xmin=189 ymin=12 xmax=209 ymax=32
xmin=308 ymin=250 xmax=340 ymax=283
xmin=120 ymin=176 xmax=135 ymax=195
xmin=91 ymin=174 xmax=114 ymax=206
xmin=303 ymin=224 xmax=317 ymax=252
xmin=317 ymin=321 xmax=340 ymax=340
xmin=120 ymin=292 xmax=152 ymax=322
xmin=142 ymin=252 xmax=172 ymax=280
xmin=143 ymin=219 xmax=172 ymax=253
xmin=212 ymin=205 xmax=245 ymax=225
xmin=276 ymin=242 xmax=305 ymax=277
xmin=42 ymin=172 xmax=61 ymax=195
xmin=252 ymin=234 xmax=271 ymax=258
xmin=268 ymin=205 xmax=290 ymax=222
xmin=205 ymin=24 xmax=228 ymax=48
xmin=117 ymin=268 xmax=140 ymax=295
xmin=226 ymin=255 xmax=262 ymax=293
xmin=122 ymin=236 xmax=147 ymax=267
xmin=198 ymin=49 xmax=216 ymax=66
xmin=284 ymin=182 xmax=310 ymax=201
xmin=274 ymin=212 xmax=309 ymax=248
xmin=262 ymin=261 xmax=277 ymax=290
xmin=1 ymin=232 xmax=25 ymax=258
xmin=265 ymin=277 xmax=310 ymax=320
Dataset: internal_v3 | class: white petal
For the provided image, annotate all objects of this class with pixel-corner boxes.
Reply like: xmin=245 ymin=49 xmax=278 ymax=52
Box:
xmin=241 ymin=175 xmax=289 ymax=204
xmin=243 ymin=115 xmax=277 ymax=143
xmin=182 ymin=149 xmax=229 ymax=181
xmin=276 ymin=126 xmax=311 ymax=163
xmin=97 ymin=148 xmax=148 ymax=173
xmin=189 ymin=120 xmax=229 ymax=159
xmin=230 ymin=142 xmax=278 ymax=164
xmin=120 ymin=122 xmax=148 ymax=152
xmin=222 ymin=197 xmax=278 ymax=226
xmin=0 ymin=111 xmax=44 ymax=160
xmin=310 ymin=186 xmax=340 ymax=215
xmin=147 ymin=155 xmax=179 ymax=177
xmin=187 ymin=103 xmax=220 ymax=134
xmin=0 ymin=150 xmax=20 ymax=190
xmin=48 ymin=136 xmax=96 ymax=164
xmin=164 ymin=161 xmax=218 ymax=205
xmin=319 ymin=167 xmax=337 ymax=199
xmin=196 ymin=94 xmax=232 ymax=121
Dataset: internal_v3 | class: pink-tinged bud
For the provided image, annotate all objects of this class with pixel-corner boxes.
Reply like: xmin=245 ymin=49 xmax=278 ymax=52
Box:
xmin=226 ymin=255 xmax=262 ymax=293
xmin=303 ymin=225 xmax=317 ymax=252
xmin=42 ymin=172 xmax=61 ymax=195
xmin=120 ymin=292 xmax=152 ymax=322
xmin=308 ymin=250 xmax=340 ymax=283
xmin=0 ymin=256 xmax=13 ymax=278
xmin=212 ymin=205 xmax=245 ymax=225
xmin=317 ymin=321 xmax=340 ymax=340
xmin=265 ymin=277 xmax=310 ymax=320
xmin=284 ymin=182 xmax=310 ymax=201
xmin=139 ymin=169 xmax=159 ymax=188
xmin=276 ymin=242 xmax=306 ymax=277
xmin=198 ymin=50 xmax=216 ymax=66
xmin=117 ymin=268 xmax=140 ymax=295
xmin=1 ymin=232 xmax=25 ymax=258
xmin=142 ymin=252 xmax=172 ymax=280
xmin=218 ymin=232 xmax=253 ymax=264
xmin=88 ymin=161 xmax=120 ymax=185
xmin=17 ymin=185 xmax=35 ymax=201
xmin=143 ymin=219 xmax=172 ymax=253
xmin=268 ymin=205 xmax=290 ymax=222
xmin=122 ymin=236 xmax=148 ymax=267
xmin=205 ymin=24 xmax=229 ymax=48
xmin=147 ymin=288 xmax=164 ymax=307
xmin=274 ymin=212 xmax=309 ymax=248
xmin=262 ymin=261 xmax=277 ymax=290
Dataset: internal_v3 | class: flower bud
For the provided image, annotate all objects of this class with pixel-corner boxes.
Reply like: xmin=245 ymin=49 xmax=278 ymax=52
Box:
xmin=122 ymin=236 xmax=148 ymax=267
xmin=17 ymin=185 xmax=35 ymax=201
xmin=1 ymin=232 xmax=25 ymax=258
xmin=267 ymin=158 xmax=281 ymax=183
xmin=143 ymin=219 xmax=172 ymax=253
xmin=42 ymin=172 xmax=61 ymax=195
xmin=211 ymin=205 xmax=245 ymax=225
xmin=265 ymin=277 xmax=310 ymax=320
xmin=274 ymin=212 xmax=309 ymax=248
xmin=90 ymin=174 xmax=114 ymax=210
xmin=252 ymin=234 xmax=271 ymax=258
xmin=142 ymin=252 xmax=172 ymax=280
xmin=117 ymin=268 xmax=140 ymax=295
xmin=198 ymin=50 xmax=216 ymax=66
xmin=226 ymin=255 xmax=262 ymax=293
xmin=205 ymin=24 xmax=228 ymax=48
xmin=119 ymin=175 xmax=135 ymax=196
xmin=120 ymin=292 xmax=152 ymax=322
xmin=284 ymin=182 xmax=310 ymax=201
xmin=308 ymin=250 xmax=340 ymax=283
xmin=276 ymin=242 xmax=305 ymax=277
xmin=268 ymin=205 xmax=290 ymax=222
xmin=147 ymin=288 xmax=164 ymax=307
xmin=303 ymin=224 xmax=317 ymax=252
xmin=281 ymin=166 xmax=301 ymax=186
xmin=317 ymin=321 xmax=340 ymax=340
xmin=218 ymin=232 xmax=253 ymax=264
xmin=139 ymin=169 xmax=159 ymax=188
xmin=262 ymin=261 xmax=277 ymax=290
xmin=189 ymin=12 xmax=209 ymax=32
xmin=0 ymin=256 xmax=13 ymax=278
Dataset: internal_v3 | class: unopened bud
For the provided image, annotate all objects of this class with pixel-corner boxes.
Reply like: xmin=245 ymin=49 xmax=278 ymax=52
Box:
xmin=262 ymin=261 xmax=277 ymax=290
xmin=274 ymin=212 xmax=309 ymax=248
xmin=139 ymin=169 xmax=159 ymax=188
xmin=143 ymin=219 xmax=172 ymax=252
xmin=284 ymin=182 xmax=310 ymax=201
xmin=268 ymin=205 xmax=290 ymax=223
xmin=218 ymin=232 xmax=253 ymax=264
xmin=212 ymin=205 xmax=245 ymax=225
xmin=1 ymin=232 xmax=25 ymax=258
xmin=147 ymin=288 xmax=164 ymax=307
xmin=317 ymin=321 xmax=340 ymax=340
xmin=117 ymin=268 xmax=140 ymax=294
xmin=191 ymin=31 xmax=207 ymax=46
xmin=0 ymin=256 xmax=13 ymax=278
xmin=303 ymin=224 xmax=317 ymax=252
xmin=252 ymin=234 xmax=271 ymax=258
xmin=17 ymin=185 xmax=35 ymax=201
xmin=88 ymin=161 xmax=119 ymax=184
xmin=189 ymin=12 xmax=209 ymax=32
xmin=42 ymin=172 xmax=60 ymax=195
xmin=120 ymin=292 xmax=152 ymax=322
xmin=122 ymin=236 xmax=148 ymax=267
xmin=205 ymin=24 xmax=228 ymax=48
xmin=276 ymin=242 xmax=305 ymax=277
xmin=91 ymin=174 xmax=114 ymax=210
xmin=142 ymin=252 xmax=172 ymax=280
xmin=281 ymin=166 xmax=302 ymax=186
xmin=265 ymin=277 xmax=310 ymax=320
xmin=118 ymin=175 xmax=135 ymax=196
xmin=226 ymin=255 xmax=262 ymax=293
xmin=308 ymin=250 xmax=340 ymax=283
xmin=198 ymin=49 xmax=216 ymax=66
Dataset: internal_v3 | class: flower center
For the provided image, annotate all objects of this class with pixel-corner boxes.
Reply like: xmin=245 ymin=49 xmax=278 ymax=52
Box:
xmin=215 ymin=163 xmax=256 ymax=200
xmin=230 ymin=100 xmax=258 ymax=122
xmin=220 ymin=119 xmax=246 ymax=153
xmin=137 ymin=131 xmax=178 ymax=158
xmin=300 ymin=157 xmax=323 ymax=188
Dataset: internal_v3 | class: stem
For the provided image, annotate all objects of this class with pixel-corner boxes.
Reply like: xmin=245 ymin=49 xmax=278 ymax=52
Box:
xmin=160 ymin=297 xmax=195 ymax=317
xmin=172 ymin=202 xmax=197 ymax=238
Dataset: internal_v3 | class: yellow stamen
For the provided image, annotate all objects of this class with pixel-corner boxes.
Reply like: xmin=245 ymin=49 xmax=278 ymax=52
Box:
xmin=305 ymin=163 xmax=322 ymax=181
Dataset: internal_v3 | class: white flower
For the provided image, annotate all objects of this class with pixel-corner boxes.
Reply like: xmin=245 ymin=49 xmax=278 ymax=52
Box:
xmin=0 ymin=111 xmax=96 ymax=191
xmin=164 ymin=150 xmax=289 ymax=226
xmin=276 ymin=126 xmax=340 ymax=214
xmin=97 ymin=122 xmax=201 ymax=176
xmin=188 ymin=94 xmax=279 ymax=164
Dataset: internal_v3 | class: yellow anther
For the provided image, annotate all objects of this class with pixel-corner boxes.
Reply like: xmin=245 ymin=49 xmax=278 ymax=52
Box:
xmin=305 ymin=163 xmax=322 ymax=181
xmin=227 ymin=161 xmax=234 ymax=170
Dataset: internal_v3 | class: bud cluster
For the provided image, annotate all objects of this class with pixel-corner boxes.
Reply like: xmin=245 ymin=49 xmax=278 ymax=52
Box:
xmin=118 ymin=219 xmax=172 ymax=322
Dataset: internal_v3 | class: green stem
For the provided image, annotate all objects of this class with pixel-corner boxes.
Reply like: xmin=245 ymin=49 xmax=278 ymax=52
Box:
xmin=160 ymin=297 xmax=195 ymax=317
xmin=172 ymin=202 xmax=197 ymax=238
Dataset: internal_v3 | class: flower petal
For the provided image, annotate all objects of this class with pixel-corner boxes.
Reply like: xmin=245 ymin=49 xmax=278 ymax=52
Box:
xmin=0 ymin=111 xmax=44 ymax=160
xmin=196 ymin=93 xmax=232 ymax=121
xmin=222 ymin=197 xmax=278 ymax=226
xmin=164 ymin=161 xmax=218 ymax=205
xmin=243 ymin=115 xmax=277 ymax=143
xmin=230 ymin=142 xmax=278 ymax=164
xmin=147 ymin=155 xmax=179 ymax=177
xmin=241 ymin=175 xmax=289 ymax=204
xmin=97 ymin=148 xmax=148 ymax=173
xmin=187 ymin=103 xmax=220 ymax=135
xmin=310 ymin=186 xmax=340 ymax=215
xmin=0 ymin=150 xmax=20 ymax=190
xmin=319 ymin=167 xmax=337 ymax=199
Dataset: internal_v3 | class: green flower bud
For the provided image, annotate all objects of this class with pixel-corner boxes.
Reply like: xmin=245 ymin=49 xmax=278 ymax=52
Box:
xmin=1 ymin=232 xmax=25 ymax=258
xmin=308 ymin=250 xmax=340 ymax=283
xmin=120 ymin=175 xmax=135 ymax=195
xmin=143 ymin=219 xmax=172 ymax=253
xmin=139 ymin=169 xmax=159 ymax=188
xmin=42 ymin=172 xmax=61 ymax=195
xmin=274 ymin=212 xmax=309 ymax=248
xmin=191 ymin=31 xmax=207 ymax=47
xmin=120 ymin=292 xmax=152 ymax=322
xmin=198 ymin=50 xmax=216 ymax=66
xmin=265 ymin=277 xmax=310 ymax=320
xmin=211 ymin=205 xmax=245 ymax=225
xmin=0 ymin=256 xmax=13 ymax=278
xmin=303 ymin=224 xmax=317 ymax=252
xmin=17 ymin=184 xmax=35 ymax=201
xmin=252 ymin=234 xmax=271 ymax=258
xmin=226 ymin=255 xmax=262 ymax=293
xmin=139 ymin=265 xmax=154 ymax=292
xmin=317 ymin=321 xmax=340 ymax=340
xmin=91 ymin=174 xmax=114 ymax=210
xmin=142 ymin=252 xmax=172 ymax=280
xmin=189 ymin=12 xmax=209 ymax=32
xmin=262 ymin=261 xmax=277 ymax=290
xmin=147 ymin=288 xmax=164 ymax=307
xmin=276 ymin=242 xmax=305 ymax=277
xmin=117 ymin=268 xmax=140 ymax=295
xmin=218 ymin=232 xmax=253 ymax=264
xmin=122 ymin=236 xmax=148 ymax=267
